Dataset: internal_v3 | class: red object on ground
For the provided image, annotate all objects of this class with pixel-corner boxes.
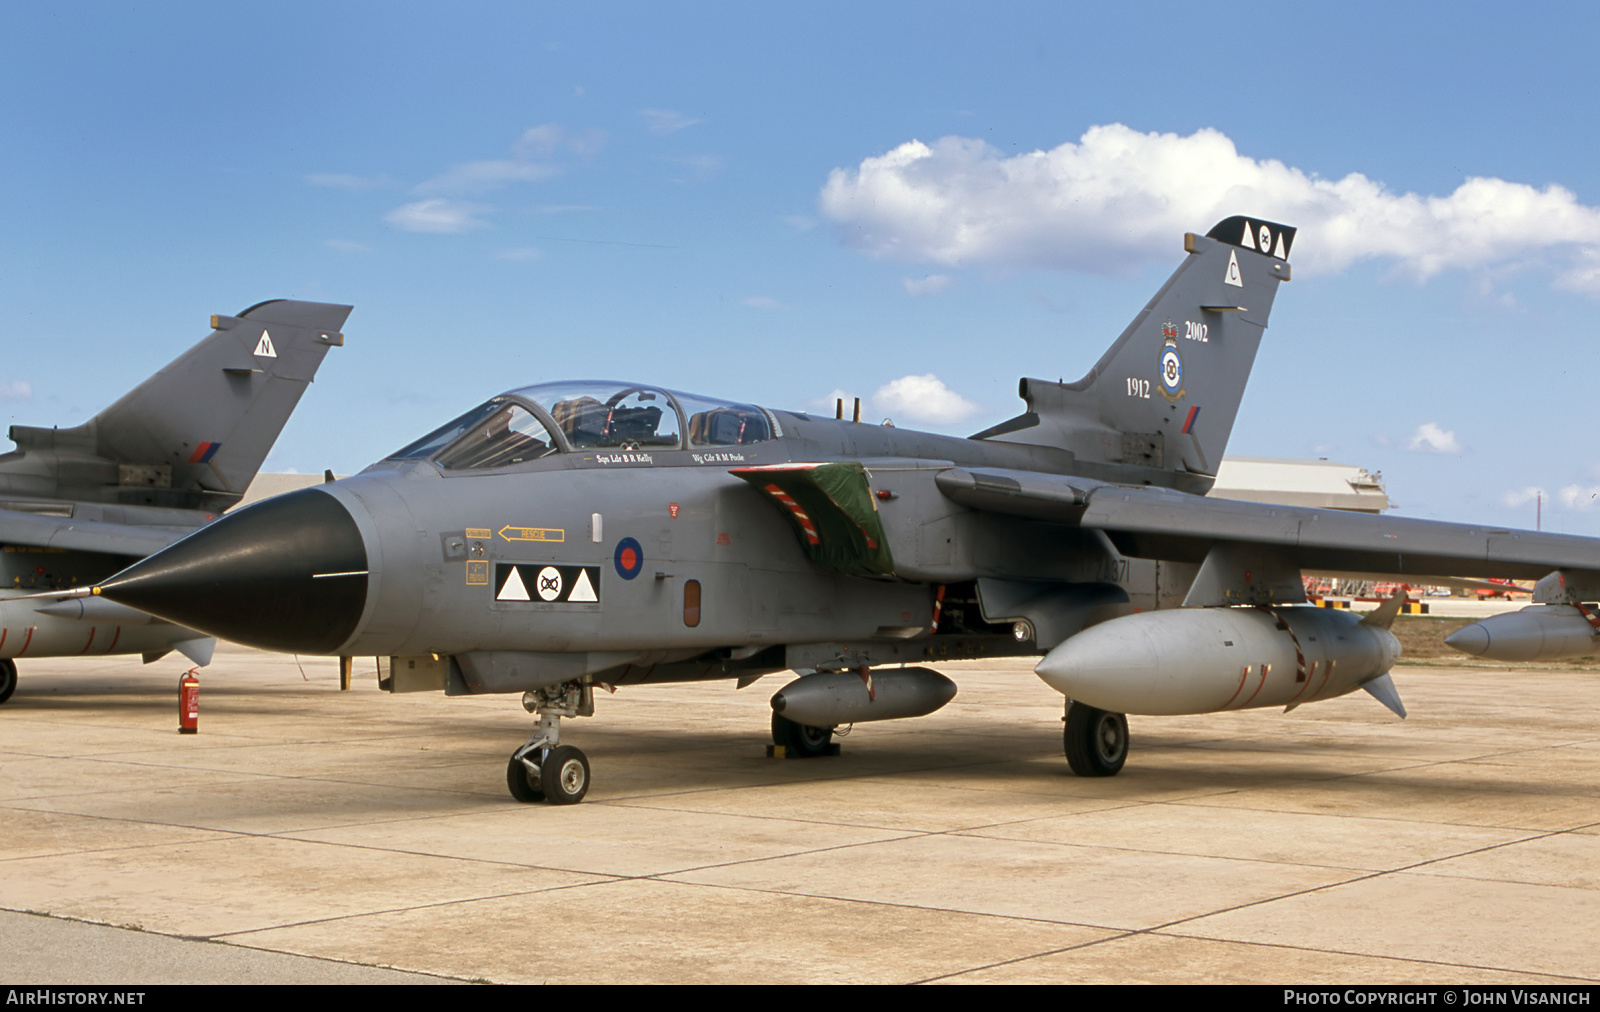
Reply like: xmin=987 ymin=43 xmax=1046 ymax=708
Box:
xmin=179 ymin=670 xmax=199 ymax=734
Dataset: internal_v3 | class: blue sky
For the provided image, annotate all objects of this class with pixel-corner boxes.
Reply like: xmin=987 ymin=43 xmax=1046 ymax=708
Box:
xmin=3 ymin=3 xmax=1599 ymax=531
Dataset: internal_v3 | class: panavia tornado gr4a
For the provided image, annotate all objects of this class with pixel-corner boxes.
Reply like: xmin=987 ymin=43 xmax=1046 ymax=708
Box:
xmin=0 ymin=300 xmax=350 ymax=701
xmin=91 ymin=218 xmax=1600 ymax=805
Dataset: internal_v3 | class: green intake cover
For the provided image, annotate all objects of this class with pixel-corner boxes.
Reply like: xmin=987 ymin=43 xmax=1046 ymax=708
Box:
xmin=732 ymin=462 xmax=895 ymax=576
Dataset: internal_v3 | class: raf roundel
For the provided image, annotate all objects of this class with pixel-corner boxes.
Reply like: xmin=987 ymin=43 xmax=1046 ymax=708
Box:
xmin=1160 ymin=343 xmax=1183 ymax=397
xmin=614 ymin=537 xmax=644 ymax=580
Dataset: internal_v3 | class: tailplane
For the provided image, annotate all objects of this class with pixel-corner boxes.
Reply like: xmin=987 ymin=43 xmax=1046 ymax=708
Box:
xmin=975 ymin=216 xmax=1294 ymax=491
xmin=4 ymin=300 xmax=351 ymax=512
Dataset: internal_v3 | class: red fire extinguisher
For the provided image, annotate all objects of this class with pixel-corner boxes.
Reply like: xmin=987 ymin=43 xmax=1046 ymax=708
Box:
xmin=178 ymin=670 xmax=199 ymax=734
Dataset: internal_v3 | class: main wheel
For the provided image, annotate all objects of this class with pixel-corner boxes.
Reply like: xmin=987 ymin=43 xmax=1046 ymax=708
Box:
xmin=771 ymin=712 xmax=834 ymax=758
xmin=506 ymin=754 xmax=545 ymax=803
xmin=0 ymin=659 xmax=16 ymax=705
xmin=1063 ymin=701 xmax=1128 ymax=777
xmin=540 ymin=745 xmax=590 ymax=805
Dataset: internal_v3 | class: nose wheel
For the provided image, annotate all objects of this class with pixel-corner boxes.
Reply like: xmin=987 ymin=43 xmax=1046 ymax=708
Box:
xmin=507 ymin=744 xmax=590 ymax=805
xmin=507 ymin=681 xmax=594 ymax=804
xmin=506 ymin=754 xmax=545 ymax=803
xmin=541 ymin=745 xmax=589 ymax=804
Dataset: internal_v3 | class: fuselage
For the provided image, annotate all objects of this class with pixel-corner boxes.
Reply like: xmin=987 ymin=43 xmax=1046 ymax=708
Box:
xmin=96 ymin=381 xmax=1168 ymax=684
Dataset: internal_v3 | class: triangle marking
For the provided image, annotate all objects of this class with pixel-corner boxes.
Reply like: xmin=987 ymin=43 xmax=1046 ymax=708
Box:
xmin=498 ymin=566 xmax=530 ymax=601
xmin=568 ymin=569 xmax=598 ymax=603
xmin=1238 ymin=221 xmax=1256 ymax=250
xmin=254 ymin=330 xmax=278 ymax=358
xmin=1225 ymin=249 xmax=1244 ymax=287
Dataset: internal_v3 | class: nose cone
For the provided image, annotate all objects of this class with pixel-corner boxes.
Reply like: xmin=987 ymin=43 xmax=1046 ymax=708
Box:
xmin=1443 ymin=622 xmax=1490 ymax=657
xmin=98 ymin=487 xmax=367 ymax=653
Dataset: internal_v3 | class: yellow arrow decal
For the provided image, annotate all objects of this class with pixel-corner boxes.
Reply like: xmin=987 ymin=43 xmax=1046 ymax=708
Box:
xmin=498 ymin=526 xmax=565 ymax=543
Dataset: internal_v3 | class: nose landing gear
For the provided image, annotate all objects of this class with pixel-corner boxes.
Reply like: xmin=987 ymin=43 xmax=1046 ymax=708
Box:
xmin=507 ymin=681 xmax=593 ymax=805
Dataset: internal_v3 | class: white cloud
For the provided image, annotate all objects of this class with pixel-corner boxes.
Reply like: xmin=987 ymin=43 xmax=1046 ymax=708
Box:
xmin=872 ymin=374 xmax=980 ymax=425
xmin=384 ymin=199 xmax=488 ymax=233
xmin=306 ymin=172 xmax=392 ymax=190
xmin=416 ymin=160 xmax=559 ymax=195
xmin=1406 ymin=422 xmax=1464 ymax=454
xmin=661 ymin=154 xmax=723 ymax=183
xmin=902 ymin=273 xmax=952 ymax=296
xmin=513 ymin=123 xmax=605 ymax=160
xmin=1557 ymin=247 xmax=1600 ymax=294
xmin=639 ymin=108 xmax=705 ymax=135
xmin=741 ymin=295 xmax=787 ymax=310
xmin=383 ymin=126 xmax=606 ymax=233
xmin=496 ymin=247 xmax=544 ymax=262
xmin=1560 ymin=485 xmax=1600 ymax=510
xmin=1503 ymin=486 xmax=1547 ymax=508
xmin=0 ymin=380 xmax=31 ymax=400
xmin=819 ymin=124 xmax=1600 ymax=291
xmin=405 ymin=125 xmax=604 ymax=207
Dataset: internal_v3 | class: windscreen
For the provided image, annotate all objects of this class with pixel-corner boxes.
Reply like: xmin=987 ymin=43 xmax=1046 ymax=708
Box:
xmin=389 ymin=400 xmax=505 ymax=460
xmin=433 ymin=402 xmax=559 ymax=470
xmin=388 ymin=398 xmax=560 ymax=470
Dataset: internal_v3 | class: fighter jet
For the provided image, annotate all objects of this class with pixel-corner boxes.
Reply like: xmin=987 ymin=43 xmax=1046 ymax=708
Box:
xmin=0 ymin=300 xmax=351 ymax=700
xmin=90 ymin=218 xmax=1600 ymax=805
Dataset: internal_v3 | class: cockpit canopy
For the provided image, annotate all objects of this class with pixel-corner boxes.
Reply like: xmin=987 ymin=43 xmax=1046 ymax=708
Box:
xmin=390 ymin=381 xmax=775 ymax=470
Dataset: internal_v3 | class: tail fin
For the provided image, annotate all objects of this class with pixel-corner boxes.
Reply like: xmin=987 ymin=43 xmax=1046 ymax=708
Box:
xmin=975 ymin=216 xmax=1294 ymax=491
xmin=6 ymin=300 xmax=350 ymax=512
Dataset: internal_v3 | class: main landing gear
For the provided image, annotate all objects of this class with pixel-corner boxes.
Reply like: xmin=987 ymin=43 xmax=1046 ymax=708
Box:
xmin=770 ymin=712 xmax=835 ymax=758
xmin=0 ymin=659 xmax=15 ymax=704
xmin=1063 ymin=699 xmax=1128 ymax=777
xmin=507 ymin=681 xmax=593 ymax=805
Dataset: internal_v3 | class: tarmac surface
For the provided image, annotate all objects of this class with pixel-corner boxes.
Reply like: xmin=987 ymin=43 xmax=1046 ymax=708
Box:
xmin=1 ymin=638 xmax=1596 ymax=985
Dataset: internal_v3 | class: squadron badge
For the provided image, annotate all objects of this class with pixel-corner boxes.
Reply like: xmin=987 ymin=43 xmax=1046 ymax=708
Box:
xmin=1159 ymin=320 xmax=1185 ymax=403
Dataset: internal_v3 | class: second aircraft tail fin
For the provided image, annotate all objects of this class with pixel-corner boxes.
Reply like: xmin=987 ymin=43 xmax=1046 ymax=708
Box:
xmin=6 ymin=299 xmax=351 ymax=512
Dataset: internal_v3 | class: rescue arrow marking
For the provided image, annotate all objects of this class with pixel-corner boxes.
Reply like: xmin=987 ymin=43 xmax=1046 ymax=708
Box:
xmin=499 ymin=526 xmax=565 ymax=542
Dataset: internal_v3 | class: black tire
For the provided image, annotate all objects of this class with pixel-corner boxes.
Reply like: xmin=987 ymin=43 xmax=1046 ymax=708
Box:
xmin=1063 ymin=701 xmax=1128 ymax=777
xmin=771 ymin=712 xmax=834 ymax=758
xmin=0 ymin=659 xmax=15 ymax=705
xmin=540 ymin=745 xmax=590 ymax=805
xmin=506 ymin=754 xmax=545 ymax=803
